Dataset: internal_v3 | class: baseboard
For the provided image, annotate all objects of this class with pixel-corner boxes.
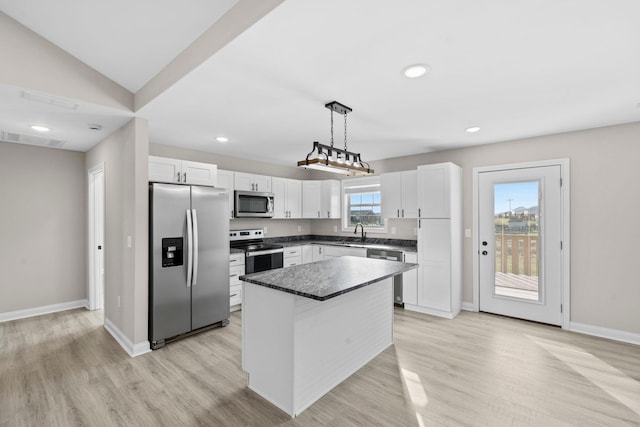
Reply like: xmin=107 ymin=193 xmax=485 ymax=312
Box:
xmin=404 ymin=304 xmax=457 ymax=319
xmin=569 ymin=322 xmax=640 ymax=346
xmin=104 ymin=317 xmax=151 ymax=357
xmin=0 ymin=299 xmax=88 ymax=323
xmin=462 ymin=302 xmax=478 ymax=312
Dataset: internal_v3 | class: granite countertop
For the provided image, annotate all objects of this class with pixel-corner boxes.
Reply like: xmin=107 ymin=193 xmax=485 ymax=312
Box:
xmin=272 ymin=237 xmax=417 ymax=253
xmin=239 ymin=256 xmax=418 ymax=301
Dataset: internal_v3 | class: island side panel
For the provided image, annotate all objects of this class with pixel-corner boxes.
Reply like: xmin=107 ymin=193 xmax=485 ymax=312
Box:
xmin=242 ymin=282 xmax=295 ymax=415
xmin=292 ymin=277 xmax=394 ymax=416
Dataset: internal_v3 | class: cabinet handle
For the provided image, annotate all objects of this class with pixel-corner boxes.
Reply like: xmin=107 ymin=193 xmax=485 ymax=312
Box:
xmin=327 ymin=211 xmax=330 ymax=218
xmin=397 ymin=209 xmax=400 ymax=218
xmin=402 ymin=209 xmax=405 ymax=218
xmin=230 ymin=274 xmax=238 ymax=278
xmin=419 ymin=219 xmax=421 ymax=228
xmin=418 ymin=208 xmax=421 ymax=217
xmin=183 ymin=172 xmax=186 ymax=183
xmin=230 ymin=293 xmax=238 ymax=298
xmin=177 ymin=172 xmax=181 ymax=183
xmin=230 ymin=259 xmax=238 ymax=263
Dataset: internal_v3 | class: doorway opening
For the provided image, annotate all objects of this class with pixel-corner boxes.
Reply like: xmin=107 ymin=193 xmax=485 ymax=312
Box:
xmin=88 ymin=163 xmax=105 ymax=316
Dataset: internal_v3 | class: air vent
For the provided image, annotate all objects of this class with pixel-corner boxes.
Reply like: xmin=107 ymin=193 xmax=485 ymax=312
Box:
xmin=1 ymin=130 xmax=66 ymax=148
xmin=21 ymin=90 xmax=80 ymax=110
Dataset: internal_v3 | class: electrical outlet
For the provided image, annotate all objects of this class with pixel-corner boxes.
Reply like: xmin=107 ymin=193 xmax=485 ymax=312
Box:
xmin=391 ymin=227 xmax=396 ymax=235
xmin=117 ymin=295 xmax=121 ymax=308
xmin=127 ymin=235 xmax=132 ymax=248
xmin=465 ymin=228 xmax=472 ymax=238
xmin=298 ymin=225 xmax=302 ymax=232
xmin=264 ymin=227 xmax=268 ymax=235
xmin=333 ymin=225 xmax=338 ymax=232
xmin=413 ymin=228 xmax=417 ymax=236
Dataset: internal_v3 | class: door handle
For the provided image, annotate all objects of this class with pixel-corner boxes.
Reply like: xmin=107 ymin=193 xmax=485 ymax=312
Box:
xmin=482 ymin=241 xmax=488 ymax=246
xmin=482 ymin=250 xmax=488 ymax=256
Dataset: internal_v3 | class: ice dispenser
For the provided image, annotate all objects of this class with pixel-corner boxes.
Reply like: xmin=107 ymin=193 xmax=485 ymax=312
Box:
xmin=162 ymin=237 xmax=183 ymax=267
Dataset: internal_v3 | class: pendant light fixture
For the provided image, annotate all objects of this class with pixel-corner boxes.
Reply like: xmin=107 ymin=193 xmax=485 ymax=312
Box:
xmin=297 ymin=101 xmax=374 ymax=176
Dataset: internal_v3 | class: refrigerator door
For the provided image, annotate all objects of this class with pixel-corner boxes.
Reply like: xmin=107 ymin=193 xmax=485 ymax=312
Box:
xmin=150 ymin=183 xmax=192 ymax=343
xmin=191 ymin=186 xmax=230 ymax=329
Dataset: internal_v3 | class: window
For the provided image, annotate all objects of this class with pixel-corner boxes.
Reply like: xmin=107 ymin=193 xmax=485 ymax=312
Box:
xmin=342 ymin=177 xmax=385 ymax=232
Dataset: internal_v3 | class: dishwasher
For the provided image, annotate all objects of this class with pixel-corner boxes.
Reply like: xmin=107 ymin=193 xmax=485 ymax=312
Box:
xmin=366 ymin=248 xmax=404 ymax=307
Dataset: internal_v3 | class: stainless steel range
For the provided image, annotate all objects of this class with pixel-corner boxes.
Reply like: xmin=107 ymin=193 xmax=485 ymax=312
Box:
xmin=230 ymin=229 xmax=284 ymax=273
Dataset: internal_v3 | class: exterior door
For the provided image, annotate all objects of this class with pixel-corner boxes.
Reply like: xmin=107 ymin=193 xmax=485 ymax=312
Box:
xmin=478 ymin=165 xmax=563 ymax=325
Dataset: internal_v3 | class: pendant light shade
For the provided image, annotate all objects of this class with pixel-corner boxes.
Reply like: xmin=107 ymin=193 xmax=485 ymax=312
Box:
xmin=297 ymin=101 xmax=374 ymax=176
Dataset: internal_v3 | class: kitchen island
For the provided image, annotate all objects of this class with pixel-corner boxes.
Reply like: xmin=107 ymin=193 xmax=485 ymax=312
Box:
xmin=239 ymin=256 xmax=417 ymax=417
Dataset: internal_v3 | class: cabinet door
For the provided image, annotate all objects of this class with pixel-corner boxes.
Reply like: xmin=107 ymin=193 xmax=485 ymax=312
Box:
xmin=381 ymin=172 xmax=402 ymax=219
xmin=182 ymin=160 xmax=217 ymax=186
xmin=403 ymin=252 xmax=418 ymax=305
xmin=418 ymin=164 xmax=451 ymax=218
xmin=302 ymin=181 xmax=322 ymax=218
xmin=401 ymin=170 xmax=418 ymax=218
xmin=417 ymin=219 xmax=451 ymax=311
xmin=253 ymin=174 xmax=272 ymax=192
xmin=271 ymin=177 xmax=287 ymax=219
xmin=149 ymin=156 xmax=181 ymax=183
xmin=217 ymin=169 xmax=235 ymax=219
xmin=286 ymin=179 xmax=302 ymax=218
xmin=301 ymin=245 xmax=313 ymax=264
xmin=234 ymin=172 xmax=254 ymax=191
xmin=320 ymin=180 xmax=341 ymax=219
xmin=311 ymin=245 xmax=324 ymax=261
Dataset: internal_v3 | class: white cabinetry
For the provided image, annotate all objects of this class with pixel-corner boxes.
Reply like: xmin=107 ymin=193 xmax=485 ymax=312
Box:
xmin=301 ymin=245 xmax=313 ymax=264
xmin=229 ymin=252 xmax=245 ymax=310
xmin=323 ymin=245 xmax=367 ymax=259
xmin=402 ymin=252 xmax=418 ymax=305
xmin=217 ymin=169 xmax=235 ymax=219
xmin=311 ymin=245 xmax=324 ymax=262
xmin=407 ymin=162 xmax=462 ymax=319
xmin=149 ymin=156 xmax=217 ymax=186
xmin=272 ymin=177 xmax=302 ymax=219
xmin=302 ymin=180 xmax=341 ymax=219
xmin=234 ymin=172 xmax=271 ymax=192
xmin=381 ymin=170 xmax=418 ymax=219
xmin=283 ymin=246 xmax=302 ymax=268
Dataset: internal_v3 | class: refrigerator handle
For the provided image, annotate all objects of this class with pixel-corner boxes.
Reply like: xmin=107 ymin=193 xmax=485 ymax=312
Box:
xmin=191 ymin=209 xmax=199 ymax=286
xmin=186 ymin=209 xmax=193 ymax=288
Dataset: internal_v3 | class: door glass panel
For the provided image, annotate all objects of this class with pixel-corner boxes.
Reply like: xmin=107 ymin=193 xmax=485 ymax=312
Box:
xmin=494 ymin=181 xmax=540 ymax=301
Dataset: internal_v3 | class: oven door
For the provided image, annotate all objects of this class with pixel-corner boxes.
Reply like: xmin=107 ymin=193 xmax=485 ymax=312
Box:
xmin=245 ymin=249 xmax=284 ymax=273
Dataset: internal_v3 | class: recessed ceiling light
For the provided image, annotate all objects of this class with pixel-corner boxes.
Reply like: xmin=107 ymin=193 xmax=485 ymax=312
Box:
xmin=403 ymin=64 xmax=430 ymax=78
xmin=216 ymin=136 xmax=229 ymax=143
xmin=465 ymin=126 xmax=481 ymax=133
xmin=30 ymin=125 xmax=51 ymax=132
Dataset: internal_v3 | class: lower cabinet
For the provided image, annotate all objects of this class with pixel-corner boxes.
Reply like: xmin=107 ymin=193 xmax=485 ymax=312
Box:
xmin=301 ymin=245 xmax=313 ymax=264
xmin=311 ymin=245 xmax=325 ymax=262
xmin=283 ymin=246 xmax=302 ymax=268
xmin=402 ymin=252 xmax=418 ymax=305
xmin=229 ymin=252 xmax=245 ymax=310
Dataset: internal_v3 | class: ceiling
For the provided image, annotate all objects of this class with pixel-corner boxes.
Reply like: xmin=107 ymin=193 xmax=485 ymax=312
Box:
xmin=2 ymin=0 xmax=640 ymax=167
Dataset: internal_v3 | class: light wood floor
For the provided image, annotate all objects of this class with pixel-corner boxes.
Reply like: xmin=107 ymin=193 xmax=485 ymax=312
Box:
xmin=1 ymin=308 xmax=639 ymax=426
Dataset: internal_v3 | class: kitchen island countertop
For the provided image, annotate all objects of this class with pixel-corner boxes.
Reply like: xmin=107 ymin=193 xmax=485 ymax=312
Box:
xmin=240 ymin=256 xmax=417 ymax=301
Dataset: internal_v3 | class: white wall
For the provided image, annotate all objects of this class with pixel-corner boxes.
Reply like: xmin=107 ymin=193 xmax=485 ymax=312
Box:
xmin=0 ymin=11 xmax=132 ymax=110
xmin=0 ymin=141 xmax=86 ymax=313
xmin=370 ymin=122 xmax=640 ymax=335
xmin=86 ymin=118 xmax=149 ymax=348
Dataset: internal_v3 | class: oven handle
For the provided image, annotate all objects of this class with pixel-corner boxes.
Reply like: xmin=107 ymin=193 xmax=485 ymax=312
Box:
xmin=245 ymin=248 xmax=284 ymax=257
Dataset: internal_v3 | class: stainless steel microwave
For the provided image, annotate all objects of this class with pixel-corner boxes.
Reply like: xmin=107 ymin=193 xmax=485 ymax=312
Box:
xmin=234 ymin=191 xmax=274 ymax=218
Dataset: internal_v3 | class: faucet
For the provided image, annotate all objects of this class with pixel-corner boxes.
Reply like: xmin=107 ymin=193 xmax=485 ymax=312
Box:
xmin=354 ymin=223 xmax=366 ymax=243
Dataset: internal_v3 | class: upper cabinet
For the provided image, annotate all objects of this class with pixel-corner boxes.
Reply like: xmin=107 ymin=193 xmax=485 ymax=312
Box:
xmin=234 ymin=172 xmax=271 ymax=193
xmin=417 ymin=163 xmax=458 ymax=218
xmin=216 ymin=169 xmax=235 ymax=219
xmin=149 ymin=156 xmax=217 ymax=186
xmin=302 ymin=180 xmax=340 ymax=219
xmin=381 ymin=170 xmax=417 ymax=219
xmin=272 ymin=177 xmax=302 ymax=219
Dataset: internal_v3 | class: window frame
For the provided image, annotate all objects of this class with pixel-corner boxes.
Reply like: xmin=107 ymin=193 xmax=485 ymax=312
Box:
xmin=341 ymin=176 xmax=387 ymax=233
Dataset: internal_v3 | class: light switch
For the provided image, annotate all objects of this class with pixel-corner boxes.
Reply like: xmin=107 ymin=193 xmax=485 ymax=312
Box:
xmin=127 ymin=235 xmax=132 ymax=248
xmin=465 ymin=228 xmax=472 ymax=238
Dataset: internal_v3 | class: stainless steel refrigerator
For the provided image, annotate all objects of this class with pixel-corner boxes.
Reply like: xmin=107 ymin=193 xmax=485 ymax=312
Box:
xmin=149 ymin=183 xmax=230 ymax=349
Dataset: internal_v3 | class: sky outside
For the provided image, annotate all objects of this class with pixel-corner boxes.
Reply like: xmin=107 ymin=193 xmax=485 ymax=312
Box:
xmin=494 ymin=181 xmax=539 ymax=214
